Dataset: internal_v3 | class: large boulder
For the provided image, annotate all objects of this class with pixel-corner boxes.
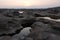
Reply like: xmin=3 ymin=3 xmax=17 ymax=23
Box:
xmin=27 ymin=18 xmax=60 ymax=40
xmin=28 ymin=22 xmax=51 ymax=40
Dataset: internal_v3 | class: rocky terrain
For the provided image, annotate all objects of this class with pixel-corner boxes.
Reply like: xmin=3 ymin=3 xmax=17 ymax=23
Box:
xmin=0 ymin=7 xmax=60 ymax=40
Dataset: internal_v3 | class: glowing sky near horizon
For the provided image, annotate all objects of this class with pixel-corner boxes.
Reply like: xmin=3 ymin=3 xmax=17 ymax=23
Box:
xmin=0 ymin=0 xmax=60 ymax=8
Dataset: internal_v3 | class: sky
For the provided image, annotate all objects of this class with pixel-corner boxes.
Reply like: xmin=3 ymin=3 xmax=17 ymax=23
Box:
xmin=0 ymin=0 xmax=60 ymax=8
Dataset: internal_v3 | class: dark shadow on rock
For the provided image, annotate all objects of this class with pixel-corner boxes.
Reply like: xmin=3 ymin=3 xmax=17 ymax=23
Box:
xmin=21 ymin=19 xmax=36 ymax=28
xmin=0 ymin=28 xmax=23 ymax=37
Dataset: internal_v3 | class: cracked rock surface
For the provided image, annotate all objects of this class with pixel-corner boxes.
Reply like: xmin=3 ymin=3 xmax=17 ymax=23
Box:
xmin=0 ymin=7 xmax=60 ymax=40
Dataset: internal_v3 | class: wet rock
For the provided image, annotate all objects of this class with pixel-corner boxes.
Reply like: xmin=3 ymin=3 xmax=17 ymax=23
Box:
xmin=33 ymin=11 xmax=60 ymax=19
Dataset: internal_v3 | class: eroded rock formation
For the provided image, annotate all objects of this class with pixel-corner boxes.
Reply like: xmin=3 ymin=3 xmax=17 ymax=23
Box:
xmin=0 ymin=7 xmax=60 ymax=40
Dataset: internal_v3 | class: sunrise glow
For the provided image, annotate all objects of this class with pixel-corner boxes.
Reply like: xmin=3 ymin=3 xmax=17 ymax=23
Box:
xmin=0 ymin=0 xmax=60 ymax=8
xmin=23 ymin=1 xmax=32 ymax=6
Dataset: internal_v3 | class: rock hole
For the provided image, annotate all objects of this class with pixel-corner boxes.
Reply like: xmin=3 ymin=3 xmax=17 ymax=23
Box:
xmin=21 ymin=19 xmax=35 ymax=28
